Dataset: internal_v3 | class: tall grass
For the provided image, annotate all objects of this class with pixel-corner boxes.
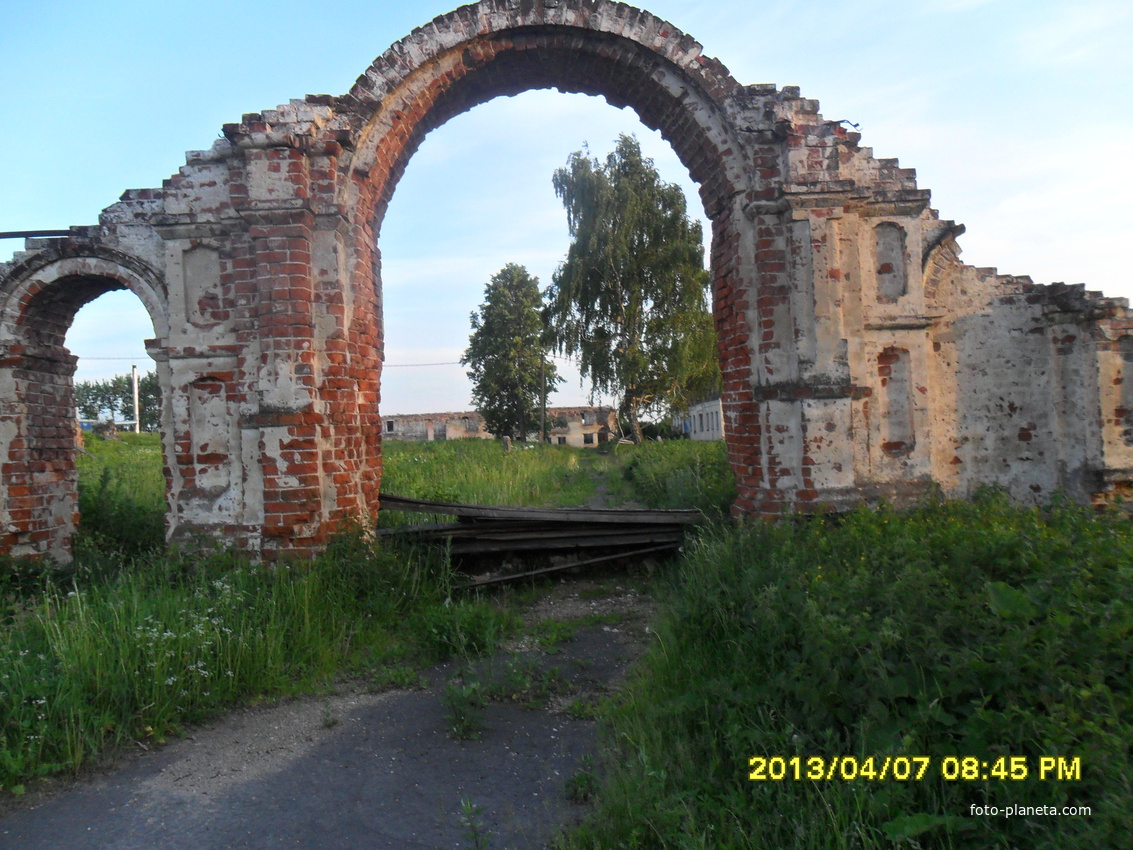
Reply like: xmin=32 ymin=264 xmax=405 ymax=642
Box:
xmin=616 ymin=439 xmax=734 ymax=516
xmin=566 ymin=491 xmax=1132 ymax=849
xmin=0 ymin=533 xmax=472 ymax=789
xmin=380 ymin=440 xmax=597 ymax=524
xmin=76 ymin=433 xmax=165 ymax=557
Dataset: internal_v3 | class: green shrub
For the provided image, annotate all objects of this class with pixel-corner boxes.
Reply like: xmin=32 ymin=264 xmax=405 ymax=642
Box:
xmin=409 ymin=599 xmax=519 ymax=663
xmin=570 ymin=493 xmax=1132 ymax=849
xmin=443 ymin=675 xmax=488 ymax=739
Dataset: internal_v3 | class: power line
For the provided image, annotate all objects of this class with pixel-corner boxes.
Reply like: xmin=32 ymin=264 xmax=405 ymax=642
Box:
xmin=384 ymin=361 xmax=462 ymax=368
xmin=76 ymin=355 xmax=579 ymax=367
xmin=384 ymin=355 xmax=579 ymax=368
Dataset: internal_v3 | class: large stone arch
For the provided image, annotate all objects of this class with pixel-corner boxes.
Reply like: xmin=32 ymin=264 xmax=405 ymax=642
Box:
xmin=2 ymin=0 xmax=1129 ymax=561
xmin=211 ymin=0 xmax=794 ymax=557
xmin=0 ymin=242 xmax=168 ymax=561
xmin=326 ymin=1 xmax=775 ymax=521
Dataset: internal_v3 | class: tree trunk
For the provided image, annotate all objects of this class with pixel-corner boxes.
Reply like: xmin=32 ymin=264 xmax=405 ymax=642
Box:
xmin=625 ymin=389 xmax=643 ymax=444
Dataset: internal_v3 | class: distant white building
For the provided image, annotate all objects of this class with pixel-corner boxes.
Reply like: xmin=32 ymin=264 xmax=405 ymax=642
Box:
xmin=678 ymin=398 xmax=724 ymax=441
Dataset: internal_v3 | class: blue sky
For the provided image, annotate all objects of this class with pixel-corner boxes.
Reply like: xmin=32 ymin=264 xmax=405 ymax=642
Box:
xmin=2 ymin=0 xmax=1130 ymax=414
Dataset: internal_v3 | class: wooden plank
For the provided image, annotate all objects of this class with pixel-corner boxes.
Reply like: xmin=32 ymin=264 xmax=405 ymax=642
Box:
xmin=375 ymin=522 xmax=458 ymax=537
xmin=0 ymin=230 xmax=71 ymax=239
xmin=460 ymin=543 xmax=680 ymax=589
xmin=379 ymin=493 xmax=702 ymax=525
xmin=448 ymin=530 xmax=683 ymax=555
xmin=379 ymin=520 xmax=685 ymax=541
xmin=440 ymin=523 xmax=682 ymax=541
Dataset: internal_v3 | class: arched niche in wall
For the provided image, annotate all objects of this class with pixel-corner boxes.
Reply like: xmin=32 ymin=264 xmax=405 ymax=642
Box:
xmin=875 ymin=222 xmax=908 ymax=304
xmin=878 ymin=346 xmax=914 ymax=456
xmin=1119 ymin=335 xmax=1133 ymax=446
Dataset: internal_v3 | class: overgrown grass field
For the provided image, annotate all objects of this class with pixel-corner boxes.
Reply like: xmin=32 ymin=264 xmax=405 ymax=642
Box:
xmin=379 ymin=439 xmax=601 ymax=518
xmin=1 ymin=435 xmax=1129 ymax=849
xmin=566 ymin=493 xmax=1132 ymax=848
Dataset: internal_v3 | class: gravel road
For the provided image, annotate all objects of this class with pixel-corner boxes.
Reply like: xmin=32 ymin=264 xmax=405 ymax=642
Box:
xmin=0 ymin=581 xmax=655 ymax=850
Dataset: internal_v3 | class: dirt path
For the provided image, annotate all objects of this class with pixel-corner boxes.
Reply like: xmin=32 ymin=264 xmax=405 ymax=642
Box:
xmin=577 ymin=450 xmax=640 ymax=511
xmin=0 ymin=580 xmax=656 ymax=850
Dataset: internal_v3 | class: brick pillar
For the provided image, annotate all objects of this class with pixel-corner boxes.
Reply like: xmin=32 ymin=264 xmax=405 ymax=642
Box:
xmin=309 ymin=209 xmax=383 ymax=533
xmin=243 ymin=206 xmax=325 ymax=557
xmin=725 ymin=199 xmax=861 ymax=518
xmin=712 ymin=199 xmax=762 ymax=517
xmin=0 ymin=344 xmax=80 ymax=562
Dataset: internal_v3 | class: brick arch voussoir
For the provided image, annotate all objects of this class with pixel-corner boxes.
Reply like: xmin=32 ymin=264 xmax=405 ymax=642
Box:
xmin=345 ymin=0 xmax=738 ymax=114
xmin=0 ymin=244 xmax=169 ymax=348
xmin=335 ymin=1 xmax=751 ymax=231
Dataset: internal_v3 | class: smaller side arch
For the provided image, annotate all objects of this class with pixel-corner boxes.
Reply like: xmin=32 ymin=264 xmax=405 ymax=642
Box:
xmin=0 ymin=247 xmax=169 ymax=343
xmin=0 ymin=245 xmax=169 ymax=561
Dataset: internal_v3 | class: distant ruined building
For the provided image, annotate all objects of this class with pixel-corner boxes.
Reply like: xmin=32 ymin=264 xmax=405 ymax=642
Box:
xmin=1 ymin=0 xmax=1130 ymax=561
xmin=383 ymin=411 xmax=490 ymax=443
xmin=384 ymin=407 xmax=616 ymax=447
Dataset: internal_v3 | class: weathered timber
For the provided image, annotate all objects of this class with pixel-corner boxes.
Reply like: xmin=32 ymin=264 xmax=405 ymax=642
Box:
xmin=0 ymin=230 xmax=72 ymax=239
xmin=449 ymin=530 xmax=684 ymax=556
xmin=379 ymin=493 xmax=702 ymax=525
xmin=377 ymin=493 xmax=698 ymax=582
xmin=461 ymin=544 xmax=680 ymax=589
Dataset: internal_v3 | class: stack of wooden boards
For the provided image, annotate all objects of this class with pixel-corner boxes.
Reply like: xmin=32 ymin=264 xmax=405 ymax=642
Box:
xmin=377 ymin=493 xmax=703 ymax=587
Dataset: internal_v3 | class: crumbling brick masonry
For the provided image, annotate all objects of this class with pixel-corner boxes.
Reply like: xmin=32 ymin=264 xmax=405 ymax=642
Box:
xmin=1 ymin=0 xmax=1129 ymax=561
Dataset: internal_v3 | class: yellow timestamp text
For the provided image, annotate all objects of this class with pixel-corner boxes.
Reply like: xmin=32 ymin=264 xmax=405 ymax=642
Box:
xmin=747 ymin=755 xmax=1081 ymax=782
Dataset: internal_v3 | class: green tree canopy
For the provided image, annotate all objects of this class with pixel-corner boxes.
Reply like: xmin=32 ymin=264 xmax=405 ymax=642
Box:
xmin=545 ymin=134 xmax=720 ymax=443
xmin=461 ymin=263 xmax=561 ymax=441
xmin=75 ymin=370 xmax=161 ymax=432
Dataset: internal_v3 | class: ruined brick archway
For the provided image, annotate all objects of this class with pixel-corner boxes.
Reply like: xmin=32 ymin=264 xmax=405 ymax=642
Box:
xmin=330 ymin=2 xmax=774 ymax=517
xmin=2 ymin=0 xmax=1130 ymax=561
xmin=208 ymin=0 xmax=786 ymax=557
xmin=0 ymin=243 xmax=167 ymax=561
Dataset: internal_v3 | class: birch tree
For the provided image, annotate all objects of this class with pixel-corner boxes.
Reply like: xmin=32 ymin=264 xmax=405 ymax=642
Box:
xmin=545 ymin=134 xmax=719 ymax=442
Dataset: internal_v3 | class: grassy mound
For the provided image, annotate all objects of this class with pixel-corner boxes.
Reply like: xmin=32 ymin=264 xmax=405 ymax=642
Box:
xmin=569 ymin=491 xmax=1131 ymax=849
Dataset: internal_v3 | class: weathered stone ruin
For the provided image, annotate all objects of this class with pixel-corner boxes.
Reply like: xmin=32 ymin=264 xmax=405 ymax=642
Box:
xmin=1 ymin=0 xmax=1129 ymax=561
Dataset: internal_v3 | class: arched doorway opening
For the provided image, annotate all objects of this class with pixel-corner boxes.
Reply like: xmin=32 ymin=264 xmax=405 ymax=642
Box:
xmin=378 ymin=88 xmax=713 ymax=438
xmin=68 ymin=289 xmax=166 ymax=557
xmin=329 ymin=3 xmax=763 ymax=522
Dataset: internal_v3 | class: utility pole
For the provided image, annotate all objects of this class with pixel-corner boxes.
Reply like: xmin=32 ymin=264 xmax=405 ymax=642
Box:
xmin=540 ymin=358 xmax=546 ymax=444
xmin=131 ymin=365 xmax=140 ymax=433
